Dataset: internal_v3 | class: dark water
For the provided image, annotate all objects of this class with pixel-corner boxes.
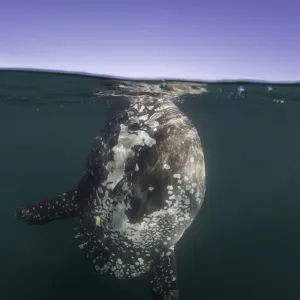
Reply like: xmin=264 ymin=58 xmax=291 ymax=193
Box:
xmin=1 ymin=70 xmax=300 ymax=300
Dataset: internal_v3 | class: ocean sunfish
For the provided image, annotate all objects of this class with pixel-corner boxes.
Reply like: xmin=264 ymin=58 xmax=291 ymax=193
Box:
xmin=16 ymin=84 xmax=206 ymax=300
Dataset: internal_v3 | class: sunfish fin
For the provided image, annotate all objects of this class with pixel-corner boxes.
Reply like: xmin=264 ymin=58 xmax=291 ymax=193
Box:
xmin=15 ymin=190 xmax=80 ymax=225
xmin=148 ymin=246 xmax=179 ymax=300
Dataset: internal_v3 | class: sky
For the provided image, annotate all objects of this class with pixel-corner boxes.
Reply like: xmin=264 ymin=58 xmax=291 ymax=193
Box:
xmin=1 ymin=0 xmax=299 ymax=82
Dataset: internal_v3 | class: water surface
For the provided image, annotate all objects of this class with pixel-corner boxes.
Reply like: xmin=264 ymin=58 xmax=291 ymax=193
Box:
xmin=1 ymin=70 xmax=300 ymax=300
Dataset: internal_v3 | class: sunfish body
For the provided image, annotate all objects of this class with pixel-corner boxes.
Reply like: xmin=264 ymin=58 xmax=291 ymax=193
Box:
xmin=16 ymin=85 xmax=206 ymax=300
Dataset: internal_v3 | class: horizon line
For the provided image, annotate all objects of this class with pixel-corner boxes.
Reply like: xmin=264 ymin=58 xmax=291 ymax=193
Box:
xmin=1 ymin=67 xmax=300 ymax=85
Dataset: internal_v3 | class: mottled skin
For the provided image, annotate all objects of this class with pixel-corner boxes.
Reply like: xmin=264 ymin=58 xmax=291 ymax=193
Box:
xmin=16 ymin=95 xmax=206 ymax=300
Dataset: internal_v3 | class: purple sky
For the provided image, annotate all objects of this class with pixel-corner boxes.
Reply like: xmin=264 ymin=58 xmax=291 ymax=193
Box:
xmin=1 ymin=0 xmax=299 ymax=81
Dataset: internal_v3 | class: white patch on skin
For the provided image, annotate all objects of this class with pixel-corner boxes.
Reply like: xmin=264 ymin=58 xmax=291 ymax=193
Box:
xmin=146 ymin=120 xmax=159 ymax=128
xmin=173 ymin=174 xmax=181 ymax=179
xmin=139 ymin=105 xmax=145 ymax=112
xmin=102 ymin=124 xmax=156 ymax=190
xmin=190 ymin=157 xmax=195 ymax=163
xmin=111 ymin=200 xmax=132 ymax=231
xmin=149 ymin=186 xmax=154 ymax=191
xmin=184 ymin=213 xmax=191 ymax=220
xmin=149 ymin=112 xmax=163 ymax=120
xmin=138 ymin=114 xmax=149 ymax=121
xmin=135 ymin=164 xmax=139 ymax=171
xmin=121 ymin=182 xmax=129 ymax=191
xmin=184 ymin=198 xmax=190 ymax=205
xmin=78 ymin=241 xmax=88 ymax=250
xmin=167 ymin=185 xmax=173 ymax=190
xmin=100 ymin=262 xmax=111 ymax=273
xmin=138 ymin=257 xmax=144 ymax=265
xmin=145 ymin=112 xmax=163 ymax=129
xmin=185 ymin=185 xmax=191 ymax=190
xmin=163 ymin=164 xmax=170 ymax=169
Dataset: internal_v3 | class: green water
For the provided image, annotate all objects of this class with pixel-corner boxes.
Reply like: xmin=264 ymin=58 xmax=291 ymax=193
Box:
xmin=1 ymin=70 xmax=300 ymax=300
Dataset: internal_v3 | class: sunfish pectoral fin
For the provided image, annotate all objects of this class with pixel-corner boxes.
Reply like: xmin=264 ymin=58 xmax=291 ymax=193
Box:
xmin=148 ymin=246 xmax=179 ymax=300
xmin=15 ymin=190 xmax=81 ymax=225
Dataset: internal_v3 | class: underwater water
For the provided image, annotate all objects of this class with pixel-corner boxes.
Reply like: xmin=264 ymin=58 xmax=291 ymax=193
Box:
xmin=1 ymin=70 xmax=300 ymax=300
